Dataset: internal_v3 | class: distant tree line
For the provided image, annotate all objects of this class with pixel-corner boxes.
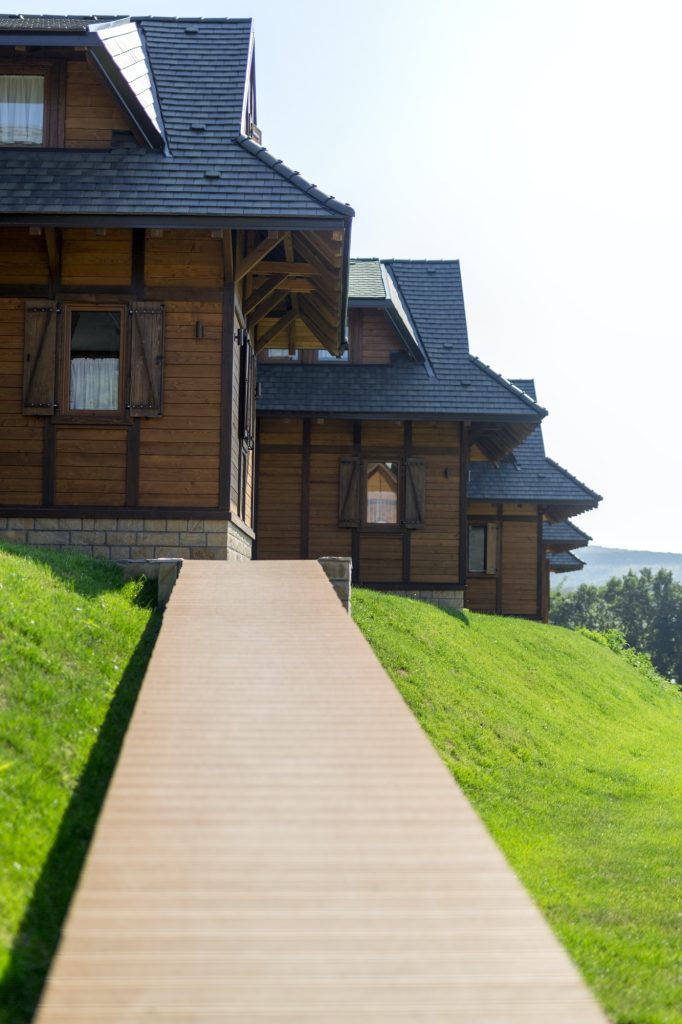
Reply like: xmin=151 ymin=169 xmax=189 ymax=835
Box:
xmin=551 ymin=569 xmax=682 ymax=684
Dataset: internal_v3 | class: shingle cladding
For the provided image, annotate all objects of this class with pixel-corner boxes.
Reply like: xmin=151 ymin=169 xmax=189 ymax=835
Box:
xmin=0 ymin=17 xmax=353 ymax=221
xmin=549 ymin=550 xmax=585 ymax=572
xmin=543 ymin=520 xmax=591 ymax=547
xmin=258 ymin=261 xmax=545 ymax=421
xmin=469 ymin=379 xmax=601 ymax=506
xmin=349 ymin=259 xmax=386 ymax=300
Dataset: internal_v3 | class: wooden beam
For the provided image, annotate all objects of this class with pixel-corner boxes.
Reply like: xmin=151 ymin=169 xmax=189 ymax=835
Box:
xmin=251 ymin=307 xmax=296 ymax=352
xmin=294 ymin=234 xmax=339 ymax=284
xmin=252 ymin=261 xmax=319 ymax=277
xmin=235 ymin=231 xmax=288 ymax=282
xmin=304 ymin=289 xmax=339 ymax=326
xmin=243 ymin=274 xmax=290 ymax=317
xmin=284 ymin=279 xmax=316 ymax=294
xmin=299 ymin=308 xmax=336 ymax=353
xmin=222 ymin=229 xmax=234 ymax=284
xmin=284 ymin=234 xmax=301 ymax=356
xmin=254 ymin=308 xmax=298 ymax=352
xmin=44 ymin=227 xmax=61 ymax=295
xmin=248 ymin=289 xmax=287 ymax=329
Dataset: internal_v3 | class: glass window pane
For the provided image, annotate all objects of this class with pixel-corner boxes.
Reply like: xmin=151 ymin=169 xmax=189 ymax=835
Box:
xmin=70 ymin=311 xmax=121 ymax=411
xmin=366 ymin=461 xmax=399 ymax=524
xmin=0 ymin=75 xmax=44 ymax=145
xmin=268 ymin=348 xmax=298 ymax=361
xmin=317 ymin=348 xmax=348 ymax=362
xmin=468 ymin=525 xmax=486 ymax=572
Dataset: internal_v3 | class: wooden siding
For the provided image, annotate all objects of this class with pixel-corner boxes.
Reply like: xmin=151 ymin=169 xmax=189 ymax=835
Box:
xmin=501 ymin=520 xmax=539 ymax=616
xmin=0 ymin=229 xmax=237 ymax=517
xmin=61 ymin=230 xmax=132 ymax=287
xmin=256 ymin=451 xmax=302 ymax=558
xmin=0 ymin=299 xmax=43 ymax=505
xmin=256 ymin=418 xmax=462 ymax=586
xmin=55 ymin=427 xmax=127 ymax=506
xmin=145 ymin=230 xmax=224 ymax=288
xmin=64 ymin=59 xmax=130 ymax=149
xmin=467 ymin=577 xmax=497 ymax=613
xmin=0 ymin=229 xmax=49 ymax=285
xmin=139 ymin=302 xmax=221 ymax=509
xmin=351 ymin=309 xmax=403 ymax=364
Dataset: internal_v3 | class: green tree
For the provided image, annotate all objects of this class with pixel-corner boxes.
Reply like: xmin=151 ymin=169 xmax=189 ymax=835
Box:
xmin=551 ymin=569 xmax=682 ymax=684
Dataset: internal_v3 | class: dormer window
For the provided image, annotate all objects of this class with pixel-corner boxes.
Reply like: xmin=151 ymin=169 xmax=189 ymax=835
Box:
xmin=0 ymin=74 xmax=45 ymax=145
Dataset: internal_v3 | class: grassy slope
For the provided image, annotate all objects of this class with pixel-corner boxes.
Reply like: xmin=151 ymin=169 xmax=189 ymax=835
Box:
xmin=0 ymin=542 xmax=159 ymax=1024
xmin=353 ymin=589 xmax=682 ymax=1024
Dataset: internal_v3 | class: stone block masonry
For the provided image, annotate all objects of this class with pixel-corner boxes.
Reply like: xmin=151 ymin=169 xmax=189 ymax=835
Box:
xmin=0 ymin=517 xmax=253 ymax=563
xmin=386 ymin=588 xmax=465 ymax=612
xmin=318 ymin=556 xmax=352 ymax=613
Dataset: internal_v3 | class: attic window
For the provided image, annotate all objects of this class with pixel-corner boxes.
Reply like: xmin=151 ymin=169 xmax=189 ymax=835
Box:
xmin=0 ymin=74 xmax=44 ymax=145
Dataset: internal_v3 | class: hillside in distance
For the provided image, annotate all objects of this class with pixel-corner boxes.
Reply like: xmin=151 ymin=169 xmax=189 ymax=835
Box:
xmin=558 ymin=545 xmax=682 ymax=590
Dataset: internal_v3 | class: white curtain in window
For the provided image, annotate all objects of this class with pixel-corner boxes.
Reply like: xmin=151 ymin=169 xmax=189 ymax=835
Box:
xmin=0 ymin=76 xmax=44 ymax=145
xmin=70 ymin=358 xmax=119 ymax=411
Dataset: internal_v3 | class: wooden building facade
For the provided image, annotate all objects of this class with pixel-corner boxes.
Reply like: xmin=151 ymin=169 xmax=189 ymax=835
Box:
xmin=0 ymin=15 xmax=353 ymax=560
xmin=257 ymin=268 xmax=600 ymax=619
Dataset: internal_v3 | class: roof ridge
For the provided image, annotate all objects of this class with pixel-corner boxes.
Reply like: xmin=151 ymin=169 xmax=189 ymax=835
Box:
xmin=234 ymin=135 xmax=355 ymax=217
xmin=383 ymin=258 xmax=461 ymax=266
xmin=468 ymin=355 xmax=546 ymax=418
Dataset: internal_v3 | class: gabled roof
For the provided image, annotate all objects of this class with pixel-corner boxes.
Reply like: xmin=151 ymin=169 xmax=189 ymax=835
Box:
xmin=468 ymin=379 xmax=601 ymax=515
xmin=543 ymin=520 xmax=592 ymax=549
xmin=548 ymin=550 xmax=586 ymax=573
xmin=258 ymin=260 xmax=545 ymax=448
xmin=348 ymin=258 xmax=425 ymax=362
xmin=0 ymin=16 xmax=354 ymax=225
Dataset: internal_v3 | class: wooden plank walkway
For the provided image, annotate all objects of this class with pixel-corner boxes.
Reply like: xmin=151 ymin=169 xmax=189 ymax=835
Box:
xmin=36 ymin=560 xmax=607 ymax=1023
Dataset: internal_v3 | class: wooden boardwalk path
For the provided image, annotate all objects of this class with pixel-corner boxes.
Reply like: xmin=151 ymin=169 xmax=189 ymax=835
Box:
xmin=36 ymin=560 xmax=607 ymax=1023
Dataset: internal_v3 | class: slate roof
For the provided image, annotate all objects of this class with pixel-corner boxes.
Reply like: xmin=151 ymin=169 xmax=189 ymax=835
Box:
xmin=549 ymin=550 xmax=585 ymax=572
xmin=258 ymin=260 xmax=546 ymax=425
xmin=0 ymin=16 xmax=354 ymax=223
xmin=468 ymin=379 xmax=601 ymax=509
xmin=349 ymin=259 xmax=386 ymax=300
xmin=543 ymin=520 xmax=591 ymax=548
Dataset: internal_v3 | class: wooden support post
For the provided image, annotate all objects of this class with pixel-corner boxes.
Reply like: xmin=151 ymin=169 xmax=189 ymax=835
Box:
xmin=458 ymin=422 xmax=469 ymax=586
xmin=403 ymin=421 xmax=412 ymax=584
xmin=219 ymin=231 xmax=236 ymax=510
xmin=300 ymin=418 xmax=311 ymax=559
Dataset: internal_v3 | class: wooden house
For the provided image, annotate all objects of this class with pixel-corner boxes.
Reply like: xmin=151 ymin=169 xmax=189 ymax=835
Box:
xmin=0 ymin=14 xmax=353 ymax=560
xmin=256 ymin=259 xmax=554 ymax=611
xmin=468 ymin=381 xmax=600 ymax=620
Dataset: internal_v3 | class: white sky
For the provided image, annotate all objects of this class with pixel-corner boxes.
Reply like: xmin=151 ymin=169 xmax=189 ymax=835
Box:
xmin=19 ymin=0 xmax=682 ymax=550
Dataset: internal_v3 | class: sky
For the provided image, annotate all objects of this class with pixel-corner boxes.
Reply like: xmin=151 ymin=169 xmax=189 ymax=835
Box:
xmin=19 ymin=0 xmax=682 ymax=550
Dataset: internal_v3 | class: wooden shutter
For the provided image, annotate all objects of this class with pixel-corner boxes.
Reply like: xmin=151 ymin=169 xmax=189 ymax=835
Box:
xmin=239 ymin=335 xmax=256 ymax=449
xmin=128 ymin=302 xmax=164 ymax=417
xmin=403 ymin=457 xmax=426 ymax=528
xmin=23 ymin=301 xmax=58 ymax=415
xmin=338 ymin=458 xmax=361 ymax=527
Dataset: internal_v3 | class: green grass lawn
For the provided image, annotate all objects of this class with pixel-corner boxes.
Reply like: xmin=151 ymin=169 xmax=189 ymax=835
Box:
xmin=354 ymin=589 xmax=682 ymax=1024
xmin=0 ymin=542 xmax=160 ymax=1024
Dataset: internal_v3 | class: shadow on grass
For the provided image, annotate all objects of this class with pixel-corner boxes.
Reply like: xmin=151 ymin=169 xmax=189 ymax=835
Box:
xmin=0 ymin=540 xmax=147 ymax=603
xmin=0 ymin=607 xmax=162 ymax=1024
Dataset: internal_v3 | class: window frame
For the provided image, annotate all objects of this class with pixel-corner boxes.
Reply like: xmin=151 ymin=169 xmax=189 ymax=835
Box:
xmin=362 ymin=458 xmax=402 ymax=529
xmin=467 ymin=521 xmax=499 ymax=576
xmin=0 ymin=59 xmax=63 ymax=148
xmin=60 ymin=303 xmax=128 ymax=420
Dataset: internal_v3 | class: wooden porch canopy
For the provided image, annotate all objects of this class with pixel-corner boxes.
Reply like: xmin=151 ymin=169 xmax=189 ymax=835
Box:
xmin=239 ymin=227 xmax=347 ymax=356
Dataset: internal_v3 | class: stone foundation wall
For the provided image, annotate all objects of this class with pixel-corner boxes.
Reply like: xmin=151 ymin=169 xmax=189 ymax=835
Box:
xmin=386 ymin=588 xmax=465 ymax=612
xmin=318 ymin=556 xmax=352 ymax=613
xmin=0 ymin=515 xmax=253 ymax=562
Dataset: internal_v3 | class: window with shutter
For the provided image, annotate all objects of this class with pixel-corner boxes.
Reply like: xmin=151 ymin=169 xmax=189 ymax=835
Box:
xmin=403 ymin=457 xmax=426 ymax=528
xmin=128 ymin=302 xmax=164 ymax=417
xmin=338 ymin=458 xmax=361 ymax=527
xmin=23 ymin=300 xmax=58 ymax=415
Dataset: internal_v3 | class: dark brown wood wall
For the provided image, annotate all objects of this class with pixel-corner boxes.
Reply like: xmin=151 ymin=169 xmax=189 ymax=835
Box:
xmin=0 ymin=226 xmax=254 ymax=521
xmin=64 ymin=59 xmax=131 ymax=149
xmin=256 ymin=417 xmax=462 ymax=586
xmin=466 ymin=502 xmax=542 ymax=618
xmin=350 ymin=310 xmax=403 ymax=364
